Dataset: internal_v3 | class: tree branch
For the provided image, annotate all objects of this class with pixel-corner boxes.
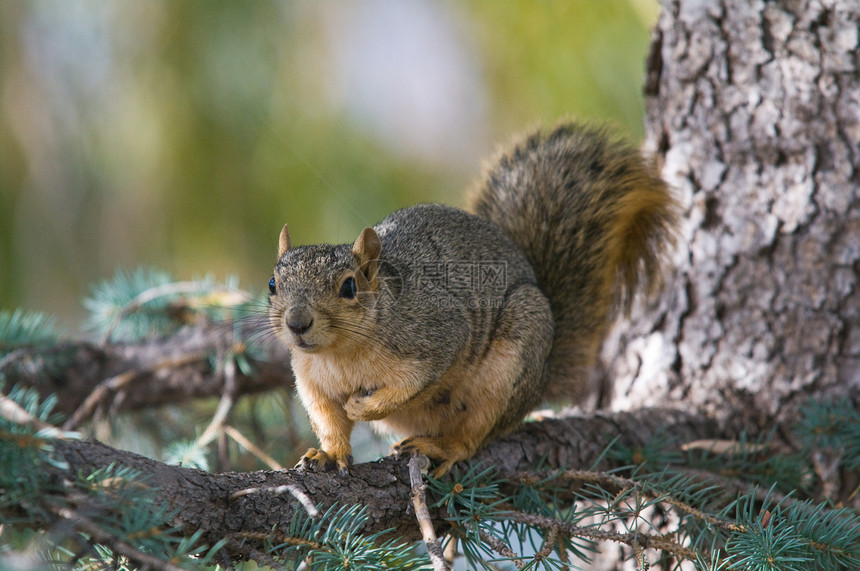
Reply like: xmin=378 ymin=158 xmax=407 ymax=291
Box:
xmin=15 ymin=408 xmax=728 ymax=559
xmin=0 ymin=321 xmax=294 ymax=419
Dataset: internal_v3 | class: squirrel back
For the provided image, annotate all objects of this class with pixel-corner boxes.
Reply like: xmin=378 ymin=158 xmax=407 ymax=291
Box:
xmin=468 ymin=122 xmax=676 ymax=401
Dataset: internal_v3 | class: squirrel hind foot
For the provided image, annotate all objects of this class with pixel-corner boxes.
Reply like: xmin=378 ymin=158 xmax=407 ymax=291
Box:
xmin=391 ymin=436 xmax=476 ymax=478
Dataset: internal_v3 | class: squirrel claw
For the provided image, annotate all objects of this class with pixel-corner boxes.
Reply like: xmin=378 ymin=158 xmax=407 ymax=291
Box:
xmin=296 ymin=448 xmax=352 ymax=475
xmin=392 ymin=437 xmax=459 ymax=477
xmin=391 ymin=438 xmax=417 ymax=458
xmin=294 ymin=448 xmax=321 ymax=471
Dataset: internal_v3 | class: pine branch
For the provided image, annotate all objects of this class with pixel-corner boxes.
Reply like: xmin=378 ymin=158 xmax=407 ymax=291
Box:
xmin=477 ymin=527 xmax=524 ymax=569
xmin=0 ymin=309 xmax=60 ymax=353
xmin=0 ymin=320 xmax=293 ymax=419
xmin=504 ymin=508 xmax=700 ymax=562
xmin=9 ymin=408 xmax=719 ymax=555
xmin=51 ymin=505 xmax=189 ymax=571
xmin=530 ymin=468 xmax=740 ymax=532
xmin=5 ymin=392 xmax=859 ymax=568
xmin=0 ymin=391 xmax=67 ymax=436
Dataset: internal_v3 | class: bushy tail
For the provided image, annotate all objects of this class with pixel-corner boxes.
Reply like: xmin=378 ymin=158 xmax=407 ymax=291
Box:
xmin=468 ymin=121 xmax=677 ymax=401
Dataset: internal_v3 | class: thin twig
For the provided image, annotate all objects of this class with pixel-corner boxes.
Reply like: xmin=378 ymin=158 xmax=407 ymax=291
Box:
xmin=0 ymin=348 xmax=27 ymax=372
xmin=672 ymin=466 xmax=807 ymax=514
xmin=235 ymin=530 xmax=321 ymax=550
xmin=408 ymin=454 xmax=451 ymax=571
xmin=557 ymin=530 xmax=571 ymax=571
xmin=478 ymin=528 xmax=525 ymax=569
xmin=443 ymin=535 xmax=458 ymax=565
xmin=196 ymin=357 xmax=238 ymax=448
xmin=223 ymin=424 xmax=284 ymax=470
xmin=63 ymin=370 xmax=138 ymax=431
xmin=0 ymin=392 xmax=69 ymax=438
xmin=63 ymin=353 xmax=205 ymax=430
xmin=506 ymin=509 xmax=700 ymax=562
xmin=229 ymin=484 xmax=318 ymax=518
xmin=632 ymin=539 xmax=648 ymax=570
xmin=535 ymin=525 xmax=557 ymax=562
xmin=531 ymin=468 xmax=741 ymax=532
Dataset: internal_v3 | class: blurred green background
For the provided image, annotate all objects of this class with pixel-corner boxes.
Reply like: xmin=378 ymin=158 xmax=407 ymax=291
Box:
xmin=0 ymin=0 xmax=658 ymax=330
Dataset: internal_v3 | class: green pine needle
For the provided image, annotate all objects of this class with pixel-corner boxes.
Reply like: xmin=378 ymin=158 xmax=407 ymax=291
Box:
xmin=273 ymin=503 xmax=431 ymax=570
xmin=721 ymin=486 xmax=860 ymax=570
xmin=0 ymin=309 xmax=60 ymax=356
xmin=165 ymin=439 xmax=211 ymax=471
xmin=795 ymin=399 xmax=860 ymax=470
xmin=84 ymin=267 xmax=256 ymax=343
xmin=84 ymin=267 xmax=179 ymax=342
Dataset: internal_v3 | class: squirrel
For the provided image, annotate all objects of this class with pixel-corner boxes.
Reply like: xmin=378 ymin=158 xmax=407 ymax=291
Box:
xmin=268 ymin=121 xmax=676 ymax=477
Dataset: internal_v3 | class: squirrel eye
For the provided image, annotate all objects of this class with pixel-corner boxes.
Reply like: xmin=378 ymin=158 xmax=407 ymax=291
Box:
xmin=268 ymin=276 xmax=276 ymax=294
xmin=339 ymin=276 xmax=357 ymax=299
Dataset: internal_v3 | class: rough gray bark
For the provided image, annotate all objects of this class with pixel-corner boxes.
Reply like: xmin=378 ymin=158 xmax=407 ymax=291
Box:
xmin=29 ymin=409 xmax=721 ymax=552
xmin=604 ymin=0 xmax=860 ymax=425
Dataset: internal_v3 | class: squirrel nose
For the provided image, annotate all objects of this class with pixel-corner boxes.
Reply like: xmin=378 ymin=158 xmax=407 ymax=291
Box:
xmin=286 ymin=306 xmax=314 ymax=335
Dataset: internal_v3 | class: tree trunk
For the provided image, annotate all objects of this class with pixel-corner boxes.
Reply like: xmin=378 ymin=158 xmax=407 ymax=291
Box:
xmin=603 ymin=0 xmax=860 ymax=426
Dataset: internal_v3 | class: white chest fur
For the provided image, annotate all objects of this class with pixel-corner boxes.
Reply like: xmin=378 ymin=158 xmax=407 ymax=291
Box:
xmin=290 ymin=345 xmax=425 ymax=404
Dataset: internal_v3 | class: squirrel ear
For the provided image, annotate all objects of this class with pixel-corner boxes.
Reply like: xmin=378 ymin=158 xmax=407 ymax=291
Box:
xmin=353 ymin=227 xmax=381 ymax=261
xmin=278 ymin=224 xmax=291 ymax=258
xmin=352 ymin=227 xmax=381 ymax=284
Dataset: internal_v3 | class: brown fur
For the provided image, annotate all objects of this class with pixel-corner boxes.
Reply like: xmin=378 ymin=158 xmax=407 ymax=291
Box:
xmin=269 ymin=121 xmax=676 ymax=475
xmin=468 ymin=121 xmax=677 ymax=400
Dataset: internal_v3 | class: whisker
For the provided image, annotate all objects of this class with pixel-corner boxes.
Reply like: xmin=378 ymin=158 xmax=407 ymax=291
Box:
xmin=328 ymin=322 xmax=378 ymax=345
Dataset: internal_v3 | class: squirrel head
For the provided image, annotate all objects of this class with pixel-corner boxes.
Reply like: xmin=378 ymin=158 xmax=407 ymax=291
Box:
xmin=268 ymin=224 xmax=385 ymax=353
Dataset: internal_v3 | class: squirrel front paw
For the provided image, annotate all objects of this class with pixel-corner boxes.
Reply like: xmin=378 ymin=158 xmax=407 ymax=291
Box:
xmin=343 ymin=387 xmax=388 ymax=421
xmin=295 ymin=447 xmax=352 ymax=476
